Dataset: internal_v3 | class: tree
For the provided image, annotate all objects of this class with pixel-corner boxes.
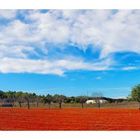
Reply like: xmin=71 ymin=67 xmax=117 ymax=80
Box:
xmin=5 ymin=91 xmax=16 ymax=106
xmin=0 ymin=90 xmax=5 ymax=99
xmin=31 ymin=93 xmax=39 ymax=107
xmin=15 ymin=91 xmax=24 ymax=108
xmin=43 ymin=94 xmax=53 ymax=109
xmin=131 ymin=84 xmax=140 ymax=110
xmin=23 ymin=93 xmax=31 ymax=109
xmin=79 ymin=96 xmax=87 ymax=109
xmin=0 ymin=90 xmax=6 ymax=106
xmin=91 ymin=92 xmax=103 ymax=109
xmin=127 ymin=95 xmax=133 ymax=102
xmin=53 ymin=94 xmax=66 ymax=109
xmin=36 ymin=96 xmax=40 ymax=107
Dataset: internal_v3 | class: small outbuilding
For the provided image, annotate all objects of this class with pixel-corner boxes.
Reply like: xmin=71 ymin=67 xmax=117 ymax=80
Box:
xmin=86 ymin=99 xmax=107 ymax=104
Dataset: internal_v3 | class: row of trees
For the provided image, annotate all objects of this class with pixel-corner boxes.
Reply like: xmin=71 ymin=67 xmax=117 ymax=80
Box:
xmin=0 ymin=91 xmax=67 ymax=109
xmin=0 ymin=90 xmax=128 ymax=109
xmin=3 ymin=85 xmax=140 ymax=109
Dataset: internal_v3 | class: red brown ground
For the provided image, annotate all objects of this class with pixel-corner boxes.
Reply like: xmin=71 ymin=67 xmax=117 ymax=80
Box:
xmin=0 ymin=108 xmax=140 ymax=130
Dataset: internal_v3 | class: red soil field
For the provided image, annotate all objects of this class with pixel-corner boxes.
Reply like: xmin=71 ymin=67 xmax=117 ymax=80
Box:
xmin=0 ymin=108 xmax=140 ymax=130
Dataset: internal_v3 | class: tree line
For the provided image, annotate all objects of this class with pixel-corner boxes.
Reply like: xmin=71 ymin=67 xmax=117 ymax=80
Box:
xmin=0 ymin=90 xmax=128 ymax=109
xmin=2 ymin=83 xmax=140 ymax=109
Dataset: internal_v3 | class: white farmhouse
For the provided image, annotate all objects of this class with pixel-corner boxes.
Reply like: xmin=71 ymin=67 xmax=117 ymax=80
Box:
xmin=86 ymin=100 xmax=96 ymax=104
xmin=86 ymin=99 xmax=107 ymax=104
xmin=99 ymin=99 xmax=107 ymax=104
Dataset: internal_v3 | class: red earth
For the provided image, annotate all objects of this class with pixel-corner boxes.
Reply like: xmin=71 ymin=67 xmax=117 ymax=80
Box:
xmin=0 ymin=108 xmax=140 ymax=130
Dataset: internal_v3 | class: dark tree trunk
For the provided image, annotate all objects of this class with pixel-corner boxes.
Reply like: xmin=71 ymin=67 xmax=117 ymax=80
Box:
xmin=48 ymin=103 xmax=51 ymax=109
xmin=139 ymin=102 xmax=140 ymax=110
xmin=97 ymin=100 xmax=100 ymax=109
xmin=18 ymin=102 xmax=22 ymax=108
xmin=27 ymin=100 xmax=30 ymax=109
xmin=59 ymin=102 xmax=62 ymax=109
xmin=36 ymin=101 xmax=39 ymax=107
xmin=98 ymin=101 xmax=101 ymax=108
xmin=81 ymin=103 xmax=84 ymax=108
xmin=98 ymin=102 xmax=100 ymax=108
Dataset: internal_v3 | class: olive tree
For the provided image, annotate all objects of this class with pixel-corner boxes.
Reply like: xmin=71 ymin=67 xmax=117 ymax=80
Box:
xmin=131 ymin=84 xmax=140 ymax=110
xmin=23 ymin=93 xmax=31 ymax=109
xmin=35 ymin=96 xmax=40 ymax=107
xmin=53 ymin=94 xmax=66 ymax=109
xmin=43 ymin=94 xmax=53 ymax=109
xmin=79 ymin=96 xmax=87 ymax=109
xmin=92 ymin=92 xmax=103 ymax=109
xmin=15 ymin=91 xmax=24 ymax=108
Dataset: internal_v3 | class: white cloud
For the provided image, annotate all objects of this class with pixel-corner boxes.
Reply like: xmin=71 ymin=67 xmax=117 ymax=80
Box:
xmin=23 ymin=10 xmax=140 ymax=57
xmin=0 ymin=45 xmax=34 ymax=58
xmin=0 ymin=10 xmax=140 ymax=75
xmin=0 ymin=57 xmax=113 ymax=75
xmin=0 ymin=10 xmax=17 ymax=19
xmin=122 ymin=66 xmax=138 ymax=71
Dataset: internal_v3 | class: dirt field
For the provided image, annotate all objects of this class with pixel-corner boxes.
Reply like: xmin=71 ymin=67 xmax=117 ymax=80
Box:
xmin=0 ymin=108 xmax=140 ymax=130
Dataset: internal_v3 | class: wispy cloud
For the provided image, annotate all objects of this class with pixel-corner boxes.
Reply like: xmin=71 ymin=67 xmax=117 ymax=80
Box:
xmin=122 ymin=66 xmax=138 ymax=71
xmin=0 ymin=10 xmax=139 ymax=75
xmin=0 ymin=57 xmax=113 ymax=75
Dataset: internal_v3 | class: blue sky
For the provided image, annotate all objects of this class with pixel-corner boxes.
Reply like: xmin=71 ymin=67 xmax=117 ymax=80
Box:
xmin=0 ymin=10 xmax=140 ymax=97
